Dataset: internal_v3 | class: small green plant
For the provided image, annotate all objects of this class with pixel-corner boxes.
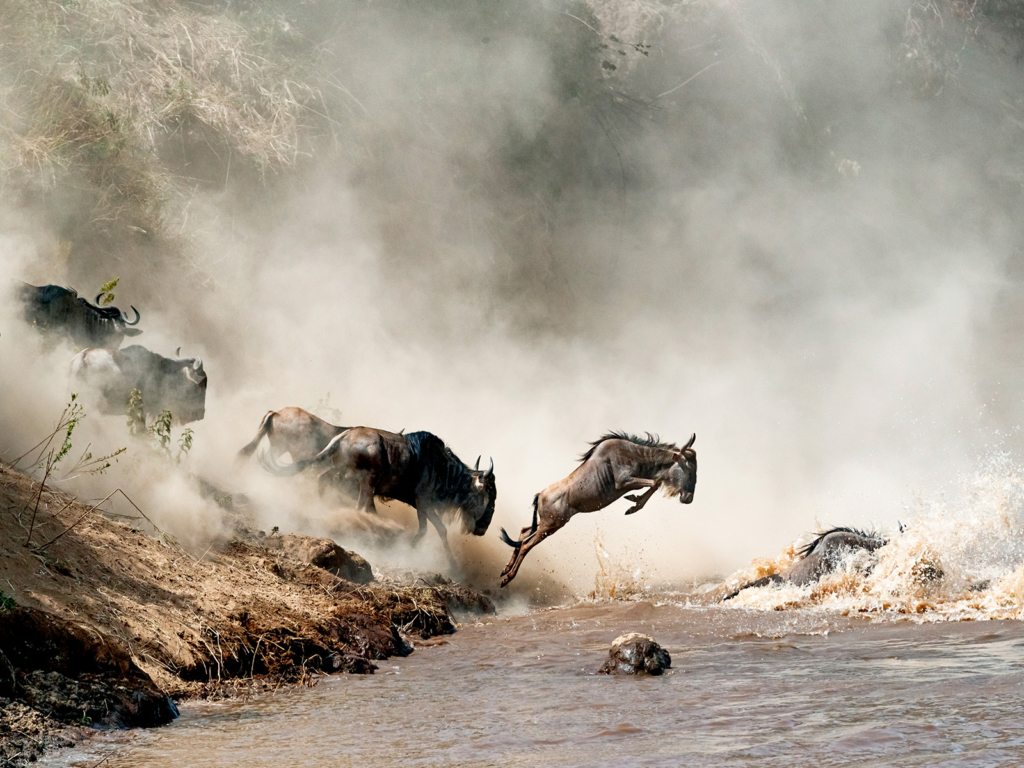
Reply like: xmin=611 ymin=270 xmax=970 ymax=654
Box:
xmin=15 ymin=396 xmax=126 ymax=547
xmin=128 ymin=393 xmax=194 ymax=464
xmin=0 ymin=593 xmax=15 ymax=612
xmin=96 ymin=276 xmax=119 ymax=306
xmin=126 ymin=388 xmax=146 ymax=436
xmin=149 ymin=409 xmax=173 ymax=455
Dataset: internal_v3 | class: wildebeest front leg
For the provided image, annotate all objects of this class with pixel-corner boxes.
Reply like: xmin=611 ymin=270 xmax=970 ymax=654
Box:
xmin=425 ymin=509 xmax=456 ymax=564
xmin=411 ymin=509 xmax=429 ymax=547
xmin=623 ymin=479 xmax=660 ymax=515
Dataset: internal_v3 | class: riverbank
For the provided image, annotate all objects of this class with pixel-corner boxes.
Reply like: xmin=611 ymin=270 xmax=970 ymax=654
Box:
xmin=0 ymin=460 xmax=493 ymax=767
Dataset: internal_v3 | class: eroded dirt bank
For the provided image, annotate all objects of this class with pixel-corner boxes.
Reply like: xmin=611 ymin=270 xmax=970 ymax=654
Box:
xmin=0 ymin=460 xmax=493 ymax=766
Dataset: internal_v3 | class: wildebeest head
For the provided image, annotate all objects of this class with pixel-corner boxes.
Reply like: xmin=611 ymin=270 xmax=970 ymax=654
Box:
xmin=663 ymin=434 xmax=697 ymax=504
xmin=173 ymin=355 xmax=207 ymax=423
xmin=20 ymin=284 xmax=142 ymax=349
xmin=466 ymin=456 xmax=497 ymax=536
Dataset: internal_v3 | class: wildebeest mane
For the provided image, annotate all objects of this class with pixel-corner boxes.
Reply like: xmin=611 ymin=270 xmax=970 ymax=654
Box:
xmin=580 ymin=431 xmax=680 ymax=463
xmin=403 ymin=431 xmax=478 ymax=503
xmin=797 ymin=526 xmax=886 ymax=558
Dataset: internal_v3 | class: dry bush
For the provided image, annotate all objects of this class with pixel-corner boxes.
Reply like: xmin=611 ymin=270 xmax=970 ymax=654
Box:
xmin=0 ymin=0 xmax=324 ymax=259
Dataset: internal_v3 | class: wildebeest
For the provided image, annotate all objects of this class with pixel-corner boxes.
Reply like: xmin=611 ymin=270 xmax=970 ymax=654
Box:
xmin=20 ymin=284 xmax=142 ymax=349
xmin=70 ymin=345 xmax=207 ymax=424
xmin=237 ymin=407 xmax=349 ymax=463
xmin=499 ymin=432 xmax=697 ymax=587
xmin=722 ymin=527 xmax=888 ymax=601
xmin=260 ymin=427 xmax=496 ymax=560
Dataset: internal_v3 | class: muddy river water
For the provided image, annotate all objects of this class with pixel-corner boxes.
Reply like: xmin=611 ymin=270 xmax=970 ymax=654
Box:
xmin=46 ymin=598 xmax=1024 ymax=768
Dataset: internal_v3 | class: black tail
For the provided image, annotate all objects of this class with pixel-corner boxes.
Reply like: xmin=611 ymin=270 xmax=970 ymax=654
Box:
xmin=500 ymin=494 xmax=539 ymax=548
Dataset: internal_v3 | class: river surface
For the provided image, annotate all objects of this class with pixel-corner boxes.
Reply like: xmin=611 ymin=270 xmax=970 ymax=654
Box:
xmin=45 ymin=599 xmax=1024 ymax=768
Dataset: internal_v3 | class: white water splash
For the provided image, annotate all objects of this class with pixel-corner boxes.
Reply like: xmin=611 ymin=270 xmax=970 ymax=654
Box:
xmin=722 ymin=453 xmax=1024 ymax=621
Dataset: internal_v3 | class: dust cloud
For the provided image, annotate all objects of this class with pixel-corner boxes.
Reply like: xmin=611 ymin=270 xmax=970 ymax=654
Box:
xmin=3 ymin=0 xmax=1024 ymax=597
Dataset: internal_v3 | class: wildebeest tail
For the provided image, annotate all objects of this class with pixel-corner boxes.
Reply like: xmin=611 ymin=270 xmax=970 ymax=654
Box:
xmin=500 ymin=494 xmax=539 ymax=547
xmin=237 ymin=411 xmax=275 ymax=459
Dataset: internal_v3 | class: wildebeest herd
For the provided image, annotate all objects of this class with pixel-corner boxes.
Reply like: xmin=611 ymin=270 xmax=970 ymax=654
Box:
xmin=20 ymin=284 xmax=207 ymax=425
xmin=14 ymin=280 xmax=894 ymax=592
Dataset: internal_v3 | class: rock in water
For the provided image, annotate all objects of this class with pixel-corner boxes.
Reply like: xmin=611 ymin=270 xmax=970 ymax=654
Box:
xmin=599 ymin=633 xmax=671 ymax=676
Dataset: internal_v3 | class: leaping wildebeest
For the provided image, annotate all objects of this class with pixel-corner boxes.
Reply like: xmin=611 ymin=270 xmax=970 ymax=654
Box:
xmin=20 ymin=284 xmax=142 ymax=349
xmin=499 ymin=432 xmax=697 ymax=587
xmin=237 ymin=407 xmax=349 ymax=464
xmin=722 ymin=527 xmax=889 ymax=601
xmin=70 ymin=345 xmax=207 ymax=424
xmin=260 ymin=427 xmax=496 ymax=560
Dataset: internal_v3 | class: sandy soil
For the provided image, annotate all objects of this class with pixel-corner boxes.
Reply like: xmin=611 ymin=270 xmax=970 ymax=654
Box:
xmin=0 ymin=460 xmax=493 ymax=767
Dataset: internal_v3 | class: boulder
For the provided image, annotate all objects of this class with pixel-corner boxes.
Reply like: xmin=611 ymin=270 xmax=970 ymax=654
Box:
xmin=599 ymin=632 xmax=671 ymax=676
xmin=266 ymin=534 xmax=374 ymax=584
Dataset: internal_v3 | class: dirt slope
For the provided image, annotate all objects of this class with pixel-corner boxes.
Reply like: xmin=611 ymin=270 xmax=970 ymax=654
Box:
xmin=0 ymin=459 xmax=492 ymax=766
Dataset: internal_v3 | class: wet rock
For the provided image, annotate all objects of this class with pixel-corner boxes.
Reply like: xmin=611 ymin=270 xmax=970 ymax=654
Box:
xmin=599 ymin=633 xmax=671 ymax=676
xmin=267 ymin=534 xmax=374 ymax=584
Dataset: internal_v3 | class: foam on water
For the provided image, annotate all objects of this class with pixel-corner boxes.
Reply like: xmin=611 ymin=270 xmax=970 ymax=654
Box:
xmin=719 ymin=453 xmax=1024 ymax=620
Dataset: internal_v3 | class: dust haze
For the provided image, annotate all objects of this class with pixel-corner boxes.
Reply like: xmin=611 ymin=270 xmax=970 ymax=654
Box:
xmin=3 ymin=0 xmax=1024 ymax=596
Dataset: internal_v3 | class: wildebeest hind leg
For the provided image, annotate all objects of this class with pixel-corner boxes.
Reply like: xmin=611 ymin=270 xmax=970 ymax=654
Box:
xmin=500 ymin=516 xmax=567 ymax=587
xmin=499 ymin=524 xmax=535 ymax=578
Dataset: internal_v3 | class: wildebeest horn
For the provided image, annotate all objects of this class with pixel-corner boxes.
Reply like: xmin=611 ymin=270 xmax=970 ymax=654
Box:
xmin=484 ymin=457 xmax=494 ymax=478
xmin=175 ymin=347 xmax=181 ymax=357
xmin=123 ymin=306 xmax=141 ymax=325
xmin=474 ymin=456 xmax=481 ymax=471
xmin=95 ymin=293 xmax=104 ymax=304
xmin=683 ymin=433 xmax=695 ymax=450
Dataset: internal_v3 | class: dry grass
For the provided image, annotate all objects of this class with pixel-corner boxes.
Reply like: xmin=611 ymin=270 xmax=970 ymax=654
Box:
xmin=0 ymin=0 xmax=325 ymax=249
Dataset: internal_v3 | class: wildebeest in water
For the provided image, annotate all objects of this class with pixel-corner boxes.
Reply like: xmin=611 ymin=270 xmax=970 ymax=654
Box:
xmin=237 ymin=407 xmax=349 ymax=464
xmin=500 ymin=432 xmax=697 ymax=587
xmin=20 ymin=284 xmax=142 ymax=349
xmin=722 ymin=527 xmax=889 ymax=601
xmin=70 ymin=345 xmax=207 ymax=424
xmin=260 ymin=427 xmax=496 ymax=560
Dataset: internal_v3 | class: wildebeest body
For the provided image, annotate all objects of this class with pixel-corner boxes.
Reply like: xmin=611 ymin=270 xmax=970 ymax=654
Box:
xmin=20 ymin=284 xmax=141 ymax=349
xmin=237 ymin=407 xmax=348 ymax=463
xmin=261 ymin=427 xmax=496 ymax=559
xmin=500 ymin=432 xmax=697 ymax=587
xmin=722 ymin=527 xmax=888 ymax=601
xmin=70 ymin=345 xmax=207 ymax=424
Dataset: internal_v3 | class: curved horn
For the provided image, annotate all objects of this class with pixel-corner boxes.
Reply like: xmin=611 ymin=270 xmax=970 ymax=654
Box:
xmin=95 ymin=293 xmax=104 ymax=304
xmin=175 ymin=347 xmax=181 ymax=357
xmin=683 ymin=433 xmax=696 ymax=450
xmin=484 ymin=457 xmax=494 ymax=478
xmin=122 ymin=306 xmax=141 ymax=326
xmin=474 ymin=455 xmax=481 ymax=471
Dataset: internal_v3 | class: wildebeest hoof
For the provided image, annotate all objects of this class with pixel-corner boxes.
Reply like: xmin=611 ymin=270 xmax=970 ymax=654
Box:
xmin=599 ymin=632 xmax=671 ymax=676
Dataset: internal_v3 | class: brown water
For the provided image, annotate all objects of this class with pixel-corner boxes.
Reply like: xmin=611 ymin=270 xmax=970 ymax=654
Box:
xmin=46 ymin=600 xmax=1024 ymax=768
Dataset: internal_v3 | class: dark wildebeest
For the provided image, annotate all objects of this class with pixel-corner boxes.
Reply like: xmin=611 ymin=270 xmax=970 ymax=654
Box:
xmin=722 ymin=527 xmax=889 ymax=601
xmin=70 ymin=345 xmax=207 ymax=424
xmin=20 ymin=284 xmax=141 ymax=349
xmin=237 ymin=407 xmax=349 ymax=463
xmin=499 ymin=432 xmax=697 ymax=587
xmin=260 ymin=428 xmax=496 ymax=560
